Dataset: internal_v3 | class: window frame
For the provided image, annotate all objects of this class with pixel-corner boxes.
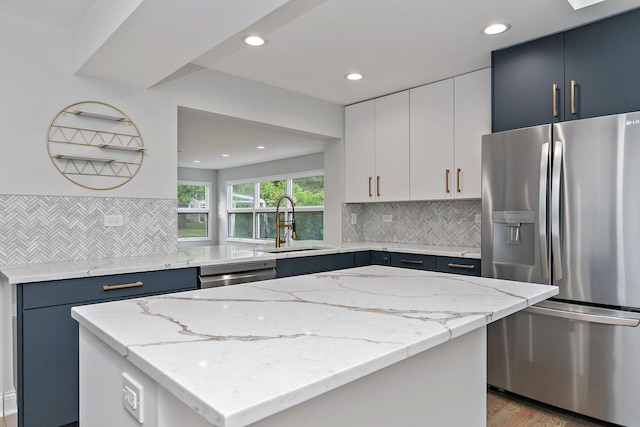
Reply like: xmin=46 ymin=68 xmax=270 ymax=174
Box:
xmin=177 ymin=180 xmax=212 ymax=242
xmin=226 ymin=170 xmax=324 ymax=243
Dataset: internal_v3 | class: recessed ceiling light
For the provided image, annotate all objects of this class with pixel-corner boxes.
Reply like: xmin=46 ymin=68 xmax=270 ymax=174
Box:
xmin=221 ymin=154 xmax=230 ymax=157
xmin=566 ymin=0 xmax=605 ymax=10
xmin=257 ymin=146 xmax=265 ymax=149
xmin=193 ymin=160 xmax=200 ymax=163
xmin=483 ymin=23 xmax=511 ymax=35
xmin=242 ymin=35 xmax=267 ymax=47
xmin=345 ymin=73 xmax=364 ymax=81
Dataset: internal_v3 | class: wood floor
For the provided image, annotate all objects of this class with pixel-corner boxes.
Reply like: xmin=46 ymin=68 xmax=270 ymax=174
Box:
xmin=488 ymin=389 xmax=613 ymax=427
xmin=0 ymin=392 xmax=615 ymax=427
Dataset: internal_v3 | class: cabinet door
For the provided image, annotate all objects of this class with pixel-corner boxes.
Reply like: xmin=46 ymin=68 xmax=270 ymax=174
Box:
xmin=565 ymin=8 xmax=640 ymax=121
xmin=21 ymin=303 xmax=79 ymax=427
xmin=375 ymin=91 xmax=410 ymax=201
xmin=276 ymin=253 xmax=355 ymax=278
xmin=454 ymin=69 xmax=491 ymax=199
xmin=410 ymin=79 xmax=454 ymax=200
xmin=492 ymin=33 xmax=565 ymax=132
xmin=345 ymin=100 xmax=376 ymax=203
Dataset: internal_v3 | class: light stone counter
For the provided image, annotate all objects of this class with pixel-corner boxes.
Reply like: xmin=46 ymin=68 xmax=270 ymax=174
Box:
xmin=72 ymin=265 xmax=555 ymax=427
xmin=0 ymin=242 xmax=479 ymax=284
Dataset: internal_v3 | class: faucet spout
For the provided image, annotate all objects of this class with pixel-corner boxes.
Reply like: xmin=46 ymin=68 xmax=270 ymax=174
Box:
xmin=275 ymin=195 xmax=296 ymax=248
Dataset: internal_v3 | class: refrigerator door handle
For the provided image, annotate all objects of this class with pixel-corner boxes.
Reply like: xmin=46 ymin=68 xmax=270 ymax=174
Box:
xmin=539 ymin=142 xmax=550 ymax=279
xmin=525 ymin=306 xmax=640 ymax=327
xmin=551 ymin=140 xmax=563 ymax=280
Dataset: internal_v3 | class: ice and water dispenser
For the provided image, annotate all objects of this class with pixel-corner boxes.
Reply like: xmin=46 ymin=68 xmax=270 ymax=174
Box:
xmin=491 ymin=211 xmax=536 ymax=266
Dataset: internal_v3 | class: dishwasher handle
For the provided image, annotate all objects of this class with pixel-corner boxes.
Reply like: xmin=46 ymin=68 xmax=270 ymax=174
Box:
xmin=525 ymin=306 xmax=640 ymax=327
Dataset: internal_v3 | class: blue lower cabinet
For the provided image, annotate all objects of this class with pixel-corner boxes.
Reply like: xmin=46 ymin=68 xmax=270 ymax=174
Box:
xmin=370 ymin=251 xmax=390 ymax=266
xmin=276 ymin=253 xmax=355 ymax=278
xmin=17 ymin=268 xmax=198 ymax=427
xmin=389 ymin=253 xmax=435 ymax=271
xmin=435 ymin=256 xmax=481 ymax=276
xmin=353 ymin=251 xmax=371 ymax=267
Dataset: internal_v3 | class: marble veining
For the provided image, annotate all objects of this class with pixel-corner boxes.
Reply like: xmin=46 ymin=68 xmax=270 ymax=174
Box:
xmin=72 ymin=266 xmax=556 ymax=427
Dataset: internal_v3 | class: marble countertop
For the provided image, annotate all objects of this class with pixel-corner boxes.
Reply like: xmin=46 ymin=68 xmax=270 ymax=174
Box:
xmin=72 ymin=265 xmax=556 ymax=427
xmin=0 ymin=242 xmax=480 ymax=284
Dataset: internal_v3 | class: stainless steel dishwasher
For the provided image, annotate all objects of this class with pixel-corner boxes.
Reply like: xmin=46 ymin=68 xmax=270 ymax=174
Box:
xmin=198 ymin=260 xmax=276 ymax=288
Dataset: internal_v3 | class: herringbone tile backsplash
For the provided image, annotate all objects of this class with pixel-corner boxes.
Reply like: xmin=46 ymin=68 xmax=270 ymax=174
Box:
xmin=343 ymin=200 xmax=481 ymax=247
xmin=0 ymin=195 xmax=177 ymax=266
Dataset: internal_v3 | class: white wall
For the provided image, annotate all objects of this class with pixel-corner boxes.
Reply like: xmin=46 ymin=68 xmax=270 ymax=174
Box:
xmin=0 ymin=13 xmax=343 ymax=199
xmin=0 ymin=11 xmax=344 ymax=415
xmin=216 ymin=153 xmax=324 ymax=244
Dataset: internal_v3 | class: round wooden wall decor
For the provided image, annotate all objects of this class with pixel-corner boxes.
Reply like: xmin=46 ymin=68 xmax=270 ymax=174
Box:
xmin=46 ymin=101 xmax=145 ymax=190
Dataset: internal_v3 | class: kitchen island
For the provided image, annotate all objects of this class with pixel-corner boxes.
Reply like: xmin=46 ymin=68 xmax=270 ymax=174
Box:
xmin=72 ymin=265 xmax=556 ymax=427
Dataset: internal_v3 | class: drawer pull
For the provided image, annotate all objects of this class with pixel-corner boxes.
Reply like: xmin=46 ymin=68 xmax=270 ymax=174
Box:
xmin=401 ymin=259 xmax=424 ymax=265
xmin=102 ymin=281 xmax=143 ymax=291
xmin=447 ymin=263 xmax=475 ymax=270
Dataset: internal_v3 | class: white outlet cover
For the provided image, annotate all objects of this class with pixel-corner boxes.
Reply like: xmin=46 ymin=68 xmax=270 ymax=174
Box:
xmin=122 ymin=372 xmax=144 ymax=423
xmin=351 ymin=213 xmax=357 ymax=225
xmin=383 ymin=215 xmax=393 ymax=223
xmin=104 ymin=214 xmax=123 ymax=227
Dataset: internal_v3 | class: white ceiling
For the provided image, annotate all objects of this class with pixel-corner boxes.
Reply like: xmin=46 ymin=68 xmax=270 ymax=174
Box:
xmin=177 ymin=107 xmax=329 ymax=170
xmin=3 ymin=0 xmax=640 ymax=169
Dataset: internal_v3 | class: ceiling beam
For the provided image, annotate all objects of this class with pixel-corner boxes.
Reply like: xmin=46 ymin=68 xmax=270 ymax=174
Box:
xmin=73 ymin=0 xmax=290 ymax=88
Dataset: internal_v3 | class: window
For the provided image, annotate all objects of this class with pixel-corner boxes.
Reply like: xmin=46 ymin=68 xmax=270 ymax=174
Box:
xmin=227 ymin=172 xmax=324 ymax=243
xmin=178 ymin=181 xmax=211 ymax=241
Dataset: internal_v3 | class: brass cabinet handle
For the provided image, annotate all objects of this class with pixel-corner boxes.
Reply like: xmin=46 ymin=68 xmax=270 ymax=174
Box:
xmin=456 ymin=168 xmax=461 ymax=193
xmin=445 ymin=169 xmax=451 ymax=193
xmin=401 ymin=259 xmax=424 ymax=265
xmin=376 ymin=176 xmax=381 ymax=197
xmin=552 ymin=84 xmax=559 ymax=117
xmin=447 ymin=263 xmax=475 ymax=270
xmin=368 ymin=176 xmax=372 ymax=197
xmin=103 ymin=281 xmax=143 ymax=291
xmin=570 ymin=79 xmax=577 ymax=114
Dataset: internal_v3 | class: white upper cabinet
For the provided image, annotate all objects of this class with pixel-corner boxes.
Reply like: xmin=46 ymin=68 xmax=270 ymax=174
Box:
xmin=409 ymin=79 xmax=454 ymax=200
xmin=344 ymin=68 xmax=489 ymax=203
xmin=344 ymin=100 xmax=376 ymax=203
xmin=454 ymin=68 xmax=491 ymax=199
xmin=409 ymin=68 xmax=490 ymax=200
xmin=344 ymin=92 xmax=410 ymax=202
xmin=374 ymin=91 xmax=410 ymax=202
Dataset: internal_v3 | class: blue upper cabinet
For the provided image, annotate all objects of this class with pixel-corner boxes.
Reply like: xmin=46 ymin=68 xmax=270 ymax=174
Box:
xmin=492 ymin=33 xmax=565 ymax=132
xmin=564 ymin=8 xmax=640 ymax=121
xmin=492 ymin=8 xmax=640 ymax=132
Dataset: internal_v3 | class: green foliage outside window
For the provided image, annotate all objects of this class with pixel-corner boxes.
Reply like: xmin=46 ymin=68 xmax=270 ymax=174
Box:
xmin=228 ymin=175 xmax=324 ymax=241
xmin=178 ymin=184 xmax=206 ymax=208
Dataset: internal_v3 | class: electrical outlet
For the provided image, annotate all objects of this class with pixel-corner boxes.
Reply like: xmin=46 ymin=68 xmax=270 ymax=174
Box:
xmin=104 ymin=214 xmax=123 ymax=227
xmin=122 ymin=372 xmax=143 ymax=423
xmin=383 ymin=215 xmax=393 ymax=223
xmin=475 ymin=214 xmax=482 ymax=224
xmin=351 ymin=213 xmax=357 ymax=225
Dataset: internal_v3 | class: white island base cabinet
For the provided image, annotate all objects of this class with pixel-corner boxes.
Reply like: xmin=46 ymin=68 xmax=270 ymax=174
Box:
xmin=79 ymin=325 xmax=486 ymax=427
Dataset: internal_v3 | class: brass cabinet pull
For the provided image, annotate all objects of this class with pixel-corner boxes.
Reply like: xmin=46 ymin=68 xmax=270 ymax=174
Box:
xmin=570 ymin=79 xmax=577 ymax=114
xmin=368 ymin=176 xmax=372 ymax=197
xmin=103 ymin=281 xmax=143 ymax=291
xmin=401 ymin=259 xmax=424 ymax=265
xmin=552 ymin=84 xmax=558 ymax=117
xmin=456 ymin=168 xmax=461 ymax=193
xmin=445 ymin=169 xmax=451 ymax=193
xmin=447 ymin=263 xmax=475 ymax=270
xmin=376 ymin=176 xmax=381 ymax=197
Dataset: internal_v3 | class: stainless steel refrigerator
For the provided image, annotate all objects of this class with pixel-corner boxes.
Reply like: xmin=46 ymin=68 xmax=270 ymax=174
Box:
xmin=482 ymin=111 xmax=640 ymax=426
